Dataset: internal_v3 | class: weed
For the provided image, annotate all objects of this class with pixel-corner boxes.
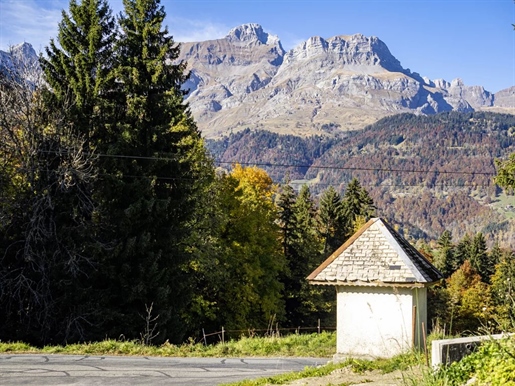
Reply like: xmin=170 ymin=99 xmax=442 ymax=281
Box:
xmin=222 ymin=352 xmax=425 ymax=386
xmin=0 ymin=332 xmax=336 ymax=358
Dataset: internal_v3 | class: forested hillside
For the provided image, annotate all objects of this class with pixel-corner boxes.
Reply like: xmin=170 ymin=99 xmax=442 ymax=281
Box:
xmin=207 ymin=111 xmax=515 ymax=246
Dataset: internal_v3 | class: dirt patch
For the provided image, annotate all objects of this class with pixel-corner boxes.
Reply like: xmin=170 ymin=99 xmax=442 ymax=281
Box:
xmin=281 ymin=365 xmax=423 ymax=386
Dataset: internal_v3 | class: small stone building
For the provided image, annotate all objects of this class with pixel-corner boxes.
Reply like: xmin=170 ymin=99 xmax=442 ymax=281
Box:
xmin=308 ymin=218 xmax=442 ymax=359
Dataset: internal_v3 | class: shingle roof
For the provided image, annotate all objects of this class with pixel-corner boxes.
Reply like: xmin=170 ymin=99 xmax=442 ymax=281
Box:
xmin=307 ymin=218 xmax=443 ymax=286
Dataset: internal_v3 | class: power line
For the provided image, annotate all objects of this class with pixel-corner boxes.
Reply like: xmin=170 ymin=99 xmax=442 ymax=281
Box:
xmin=10 ymin=149 xmax=500 ymax=185
xmin=212 ymin=160 xmax=497 ymax=176
xmin=35 ymin=149 xmax=497 ymax=177
xmin=1 ymin=167 xmax=496 ymax=189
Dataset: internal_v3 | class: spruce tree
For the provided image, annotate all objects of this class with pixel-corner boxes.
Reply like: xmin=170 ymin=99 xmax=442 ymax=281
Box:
xmin=453 ymin=234 xmax=471 ymax=272
xmin=342 ymin=178 xmax=376 ymax=231
xmin=469 ymin=233 xmax=490 ymax=283
xmin=0 ymin=0 xmax=115 ymax=344
xmin=276 ymin=183 xmax=297 ymax=259
xmin=319 ymin=186 xmax=346 ymax=255
xmin=41 ymin=0 xmax=116 ymax=143
xmin=292 ymin=185 xmax=332 ymax=326
xmin=92 ymin=0 xmax=213 ymax=342
xmin=433 ymin=230 xmax=455 ymax=277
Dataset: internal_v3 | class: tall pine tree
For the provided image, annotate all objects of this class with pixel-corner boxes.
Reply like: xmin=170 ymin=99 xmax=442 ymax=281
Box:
xmin=319 ymin=186 xmax=347 ymax=255
xmin=342 ymin=178 xmax=376 ymax=232
xmin=41 ymin=0 xmax=116 ymax=144
xmin=433 ymin=230 xmax=455 ymax=278
xmin=91 ymin=0 xmax=213 ymax=342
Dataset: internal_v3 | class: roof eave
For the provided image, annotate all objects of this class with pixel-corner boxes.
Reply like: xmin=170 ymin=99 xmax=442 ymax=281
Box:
xmin=308 ymin=279 xmax=437 ymax=288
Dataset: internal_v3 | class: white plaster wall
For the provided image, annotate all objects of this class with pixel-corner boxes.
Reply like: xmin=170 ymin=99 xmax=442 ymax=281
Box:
xmin=336 ymin=286 xmax=425 ymax=358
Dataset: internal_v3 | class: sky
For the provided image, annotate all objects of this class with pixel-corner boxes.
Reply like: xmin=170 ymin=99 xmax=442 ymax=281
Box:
xmin=0 ymin=0 xmax=514 ymax=93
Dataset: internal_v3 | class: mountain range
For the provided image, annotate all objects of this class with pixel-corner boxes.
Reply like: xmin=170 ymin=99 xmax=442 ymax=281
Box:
xmin=2 ymin=25 xmax=514 ymax=139
xmin=178 ymin=23 xmax=515 ymax=138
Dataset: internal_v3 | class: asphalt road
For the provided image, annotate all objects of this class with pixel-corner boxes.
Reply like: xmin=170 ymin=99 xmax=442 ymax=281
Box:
xmin=0 ymin=354 xmax=328 ymax=385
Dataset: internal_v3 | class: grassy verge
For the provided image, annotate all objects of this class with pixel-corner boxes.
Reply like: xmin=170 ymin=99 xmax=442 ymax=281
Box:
xmin=0 ymin=331 xmax=336 ymax=358
xmin=221 ymin=352 xmax=425 ymax=386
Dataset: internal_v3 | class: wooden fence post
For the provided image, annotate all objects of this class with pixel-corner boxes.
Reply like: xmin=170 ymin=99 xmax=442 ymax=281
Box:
xmin=222 ymin=326 xmax=225 ymax=344
xmin=422 ymin=322 xmax=429 ymax=367
xmin=202 ymin=328 xmax=207 ymax=346
xmin=412 ymin=305 xmax=417 ymax=349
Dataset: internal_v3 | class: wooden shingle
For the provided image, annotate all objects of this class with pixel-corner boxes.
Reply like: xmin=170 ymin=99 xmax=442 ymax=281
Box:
xmin=307 ymin=218 xmax=443 ymax=286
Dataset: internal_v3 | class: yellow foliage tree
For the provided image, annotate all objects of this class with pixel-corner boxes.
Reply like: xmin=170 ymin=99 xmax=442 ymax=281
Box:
xmin=446 ymin=260 xmax=493 ymax=334
xmin=230 ymin=163 xmax=276 ymax=205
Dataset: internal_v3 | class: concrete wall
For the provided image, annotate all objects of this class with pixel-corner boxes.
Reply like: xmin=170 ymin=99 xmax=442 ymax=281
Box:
xmin=431 ymin=334 xmax=511 ymax=368
xmin=336 ymin=286 xmax=427 ymax=358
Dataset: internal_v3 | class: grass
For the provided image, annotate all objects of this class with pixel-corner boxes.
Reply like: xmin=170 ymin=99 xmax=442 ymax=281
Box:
xmin=0 ymin=331 xmax=336 ymax=358
xmin=489 ymin=192 xmax=515 ymax=219
xmin=220 ymin=361 xmax=352 ymax=386
xmin=221 ymin=352 xmax=425 ymax=386
xmin=419 ymin=335 xmax=515 ymax=386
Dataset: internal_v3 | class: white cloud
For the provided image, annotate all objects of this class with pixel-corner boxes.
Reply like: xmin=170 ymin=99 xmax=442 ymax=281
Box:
xmin=0 ymin=0 xmax=63 ymax=52
xmin=168 ymin=17 xmax=230 ymax=43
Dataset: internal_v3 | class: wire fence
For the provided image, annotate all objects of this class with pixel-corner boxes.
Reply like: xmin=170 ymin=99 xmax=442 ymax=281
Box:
xmin=200 ymin=319 xmax=336 ymax=345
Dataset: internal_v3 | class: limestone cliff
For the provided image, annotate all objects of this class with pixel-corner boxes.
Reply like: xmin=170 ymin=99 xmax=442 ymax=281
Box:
xmin=177 ymin=24 xmax=513 ymax=138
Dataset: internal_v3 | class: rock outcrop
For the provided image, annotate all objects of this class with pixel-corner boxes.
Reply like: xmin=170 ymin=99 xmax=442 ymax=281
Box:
xmin=0 ymin=42 xmax=41 ymax=84
xmin=493 ymin=86 xmax=515 ymax=108
xmin=177 ymin=24 xmax=513 ymax=138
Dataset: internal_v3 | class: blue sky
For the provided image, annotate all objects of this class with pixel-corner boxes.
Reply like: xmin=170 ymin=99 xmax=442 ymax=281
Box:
xmin=0 ymin=0 xmax=514 ymax=93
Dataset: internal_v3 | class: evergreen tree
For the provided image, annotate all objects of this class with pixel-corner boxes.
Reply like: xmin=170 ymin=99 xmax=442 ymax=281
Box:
xmin=469 ymin=233 xmax=490 ymax=283
xmin=91 ymin=0 xmax=213 ymax=342
xmin=433 ymin=230 xmax=455 ymax=277
xmin=292 ymin=185 xmax=333 ymax=327
xmin=488 ymin=243 xmax=503 ymax=278
xmin=319 ymin=186 xmax=346 ymax=255
xmin=41 ymin=0 xmax=116 ymax=144
xmin=342 ymin=178 xmax=376 ymax=232
xmin=453 ymin=233 xmax=471 ymax=272
xmin=276 ymin=183 xmax=297 ymax=259
xmin=31 ymin=0 xmax=117 ymax=342
xmin=277 ymin=184 xmax=332 ymax=326
xmin=0 ymin=0 xmax=113 ymax=343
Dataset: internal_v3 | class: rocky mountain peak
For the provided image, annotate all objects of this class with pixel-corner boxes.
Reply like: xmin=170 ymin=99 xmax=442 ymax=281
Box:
xmin=283 ymin=33 xmax=405 ymax=74
xmin=0 ymin=42 xmax=41 ymax=83
xmin=11 ymin=42 xmax=37 ymax=58
xmin=10 ymin=42 xmax=39 ymax=68
xmin=226 ymin=23 xmax=280 ymax=46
